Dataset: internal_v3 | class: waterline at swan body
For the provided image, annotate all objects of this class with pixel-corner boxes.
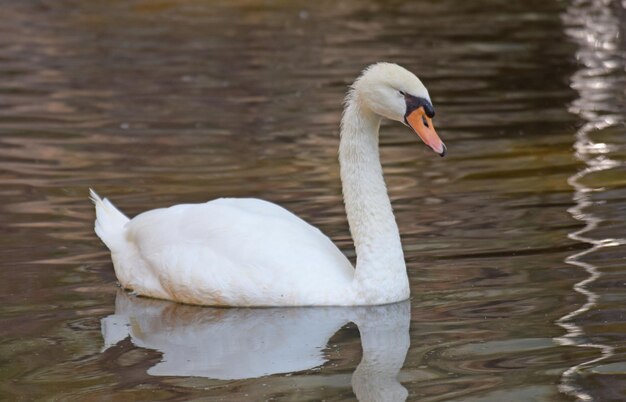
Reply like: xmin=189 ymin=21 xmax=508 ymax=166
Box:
xmin=91 ymin=62 xmax=446 ymax=306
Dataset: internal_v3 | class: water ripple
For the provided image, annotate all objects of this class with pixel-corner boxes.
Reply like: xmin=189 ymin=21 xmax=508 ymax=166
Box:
xmin=556 ymin=1 xmax=626 ymax=400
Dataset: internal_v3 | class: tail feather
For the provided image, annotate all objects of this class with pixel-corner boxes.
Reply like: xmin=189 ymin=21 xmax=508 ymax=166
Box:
xmin=90 ymin=189 xmax=130 ymax=252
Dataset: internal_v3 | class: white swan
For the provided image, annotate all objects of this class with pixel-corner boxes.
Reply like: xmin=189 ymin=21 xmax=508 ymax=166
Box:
xmin=91 ymin=62 xmax=445 ymax=306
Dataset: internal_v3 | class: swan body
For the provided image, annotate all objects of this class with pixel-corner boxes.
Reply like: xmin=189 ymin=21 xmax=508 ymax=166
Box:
xmin=92 ymin=62 xmax=445 ymax=306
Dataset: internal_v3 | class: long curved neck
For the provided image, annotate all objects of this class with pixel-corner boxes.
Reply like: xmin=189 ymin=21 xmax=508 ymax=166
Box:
xmin=339 ymin=92 xmax=408 ymax=303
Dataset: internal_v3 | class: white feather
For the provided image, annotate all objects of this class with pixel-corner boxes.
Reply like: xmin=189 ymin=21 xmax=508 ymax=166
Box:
xmin=90 ymin=188 xmax=129 ymax=252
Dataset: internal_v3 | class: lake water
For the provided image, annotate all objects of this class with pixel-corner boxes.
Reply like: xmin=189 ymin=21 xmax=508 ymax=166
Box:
xmin=1 ymin=0 xmax=625 ymax=401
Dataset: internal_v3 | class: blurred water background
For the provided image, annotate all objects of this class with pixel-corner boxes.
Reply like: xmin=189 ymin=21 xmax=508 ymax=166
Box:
xmin=0 ymin=0 xmax=625 ymax=400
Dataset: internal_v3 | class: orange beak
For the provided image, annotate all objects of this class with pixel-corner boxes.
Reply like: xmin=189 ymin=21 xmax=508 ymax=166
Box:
xmin=406 ymin=107 xmax=446 ymax=157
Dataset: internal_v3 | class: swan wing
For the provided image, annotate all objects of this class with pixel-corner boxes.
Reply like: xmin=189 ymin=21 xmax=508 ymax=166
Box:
xmin=119 ymin=198 xmax=354 ymax=306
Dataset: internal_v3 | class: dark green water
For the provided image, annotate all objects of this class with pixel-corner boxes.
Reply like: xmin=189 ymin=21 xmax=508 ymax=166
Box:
xmin=1 ymin=0 xmax=625 ymax=400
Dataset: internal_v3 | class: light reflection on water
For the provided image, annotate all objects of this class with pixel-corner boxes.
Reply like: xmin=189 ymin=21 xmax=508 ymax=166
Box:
xmin=0 ymin=0 xmax=625 ymax=401
xmin=102 ymin=291 xmax=410 ymax=401
xmin=557 ymin=1 xmax=626 ymax=401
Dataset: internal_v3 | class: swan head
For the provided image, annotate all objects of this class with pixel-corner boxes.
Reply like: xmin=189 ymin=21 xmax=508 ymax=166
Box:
xmin=352 ymin=62 xmax=446 ymax=156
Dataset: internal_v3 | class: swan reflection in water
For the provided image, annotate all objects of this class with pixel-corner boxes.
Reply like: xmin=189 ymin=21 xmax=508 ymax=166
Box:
xmin=101 ymin=290 xmax=410 ymax=401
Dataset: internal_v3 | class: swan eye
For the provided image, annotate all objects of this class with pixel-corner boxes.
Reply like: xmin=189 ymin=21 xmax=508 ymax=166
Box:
xmin=399 ymin=90 xmax=406 ymax=96
xmin=422 ymin=116 xmax=429 ymax=128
